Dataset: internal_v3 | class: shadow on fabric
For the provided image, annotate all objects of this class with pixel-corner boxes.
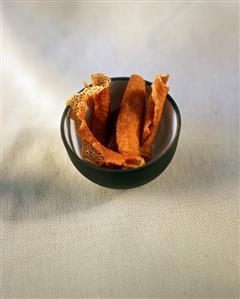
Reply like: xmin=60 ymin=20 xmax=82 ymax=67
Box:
xmin=1 ymin=128 xmax=125 ymax=222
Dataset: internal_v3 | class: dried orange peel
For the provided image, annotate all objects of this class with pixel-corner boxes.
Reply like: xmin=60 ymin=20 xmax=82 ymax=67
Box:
xmin=66 ymin=72 xmax=169 ymax=169
xmin=90 ymin=73 xmax=111 ymax=145
xmin=141 ymin=74 xmax=170 ymax=160
xmin=116 ymin=74 xmax=146 ymax=157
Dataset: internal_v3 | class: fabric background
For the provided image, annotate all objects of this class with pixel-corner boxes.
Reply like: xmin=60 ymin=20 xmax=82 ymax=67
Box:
xmin=1 ymin=1 xmax=239 ymax=298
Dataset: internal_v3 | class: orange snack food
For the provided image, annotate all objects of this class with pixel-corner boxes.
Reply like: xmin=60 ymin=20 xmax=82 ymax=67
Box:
xmin=66 ymin=72 xmax=169 ymax=169
xmin=67 ymin=86 xmax=145 ymax=169
xmin=141 ymin=74 xmax=170 ymax=160
xmin=116 ymin=74 xmax=146 ymax=157
xmin=90 ymin=73 xmax=111 ymax=145
xmin=141 ymin=94 xmax=154 ymax=145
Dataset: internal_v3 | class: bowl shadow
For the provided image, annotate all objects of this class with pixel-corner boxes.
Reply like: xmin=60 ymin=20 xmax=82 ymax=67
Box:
xmin=1 ymin=128 xmax=126 ymax=222
xmin=2 ymin=124 xmax=237 ymax=222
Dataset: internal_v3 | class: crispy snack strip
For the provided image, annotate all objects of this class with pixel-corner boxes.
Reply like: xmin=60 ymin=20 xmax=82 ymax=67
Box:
xmin=116 ymin=74 xmax=146 ymax=157
xmin=90 ymin=73 xmax=111 ymax=145
xmin=66 ymin=86 xmax=145 ymax=169
xmin=141 ymin=74 xmax=170 ymax=160
xmin=141 ymin=94 xmax=154 ymax=144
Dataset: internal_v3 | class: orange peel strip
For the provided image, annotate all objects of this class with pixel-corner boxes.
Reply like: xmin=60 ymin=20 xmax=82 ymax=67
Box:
xmin=116 ymin=74 xmax=146 ymax=157
xmin=141 ymin=74 xmax=170 ymax=160
xmin=141 ymin=94 xmax=155 ymax=144
xmin=90 ymin=73 xmax=111 ymax=145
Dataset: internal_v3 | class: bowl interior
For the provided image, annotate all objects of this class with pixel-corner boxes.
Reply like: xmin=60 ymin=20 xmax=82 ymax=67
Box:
xmin=64 ymin=79 xmax=178 ymax=162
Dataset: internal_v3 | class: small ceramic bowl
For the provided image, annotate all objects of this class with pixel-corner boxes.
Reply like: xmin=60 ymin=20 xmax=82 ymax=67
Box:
xmin=61 ymin=77 xmax=181 ymax=189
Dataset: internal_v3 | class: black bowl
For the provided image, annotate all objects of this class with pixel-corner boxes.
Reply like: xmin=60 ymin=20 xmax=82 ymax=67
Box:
xmin=61 ymin=77 xmax=181 ymax=189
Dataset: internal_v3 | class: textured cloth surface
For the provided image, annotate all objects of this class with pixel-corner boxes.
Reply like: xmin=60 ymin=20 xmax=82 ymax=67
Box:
xmin=2 ymin=2 xmax=239 ymax=298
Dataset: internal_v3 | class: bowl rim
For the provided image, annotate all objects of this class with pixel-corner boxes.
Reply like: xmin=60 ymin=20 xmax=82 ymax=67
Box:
xmin=60 ymin=77 xmax=181 ymax=173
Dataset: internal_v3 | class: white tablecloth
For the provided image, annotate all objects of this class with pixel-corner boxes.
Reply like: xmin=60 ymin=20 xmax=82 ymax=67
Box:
xmin=2 ymin=1 xmax=239 ymax=298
